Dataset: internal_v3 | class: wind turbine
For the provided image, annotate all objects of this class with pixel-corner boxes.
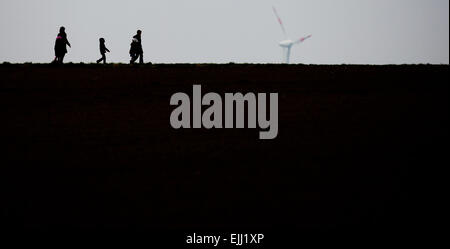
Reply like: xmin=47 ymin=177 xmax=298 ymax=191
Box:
xmin=272 ymin=6 xmax=311 ymax=64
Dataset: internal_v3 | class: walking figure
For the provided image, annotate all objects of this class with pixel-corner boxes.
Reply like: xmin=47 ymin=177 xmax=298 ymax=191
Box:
xmin=52 ymin=26 xmax=71 ymax=64
xmin=129 ymin=30 xmax=143 ymax=64
xmin=96 ymin=38 xmax=110 ymax=64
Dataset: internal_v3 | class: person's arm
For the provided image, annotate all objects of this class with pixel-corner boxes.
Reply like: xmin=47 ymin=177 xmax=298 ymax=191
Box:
xmin=106 ymin=47 xmax=110 ymax=53
xmin=65 ymin=35 xmax=71 ymax=47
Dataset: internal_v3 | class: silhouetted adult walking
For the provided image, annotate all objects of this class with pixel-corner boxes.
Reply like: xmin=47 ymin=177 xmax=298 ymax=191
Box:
xmin=96 ymin=38 xmax=110 ymax=64
xmin=129 ymin=30 xmax=143 ymax=64
xmin=52 ymin=26 xmax=71 ymax=64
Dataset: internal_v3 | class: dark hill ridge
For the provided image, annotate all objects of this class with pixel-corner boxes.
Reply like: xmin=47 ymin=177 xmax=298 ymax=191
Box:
xmin=1 ymin=64 xmax=448 ymax=242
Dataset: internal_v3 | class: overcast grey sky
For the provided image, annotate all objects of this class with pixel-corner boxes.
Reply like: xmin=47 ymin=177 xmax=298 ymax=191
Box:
xmin=0 ymin=0 xmax=448 ymax=64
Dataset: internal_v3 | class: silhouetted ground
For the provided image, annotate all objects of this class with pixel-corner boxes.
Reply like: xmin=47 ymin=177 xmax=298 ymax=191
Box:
xmin=0 ymin=63 xmax=448 ymax=245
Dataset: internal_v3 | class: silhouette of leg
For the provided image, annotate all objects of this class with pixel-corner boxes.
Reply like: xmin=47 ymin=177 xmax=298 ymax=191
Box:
xmin=130 ymin=54 xmax=138 ymax=64
xmin=97 ymin=54 xmax=106 ymax=64
xmin=59 ymin=55 xmax=65 ymax=64
xmin=139 ymin=53 xmax=144 ymax=64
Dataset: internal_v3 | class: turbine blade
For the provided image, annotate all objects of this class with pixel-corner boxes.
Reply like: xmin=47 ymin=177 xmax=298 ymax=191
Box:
xmin=295 ymin=35 xmax=312 ymax=44
xmin=272 ymin=6 xmax=287 ymax=38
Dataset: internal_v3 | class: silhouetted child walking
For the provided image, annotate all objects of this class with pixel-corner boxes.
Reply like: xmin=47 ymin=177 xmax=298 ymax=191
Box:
xmin=96 ymin=38 xmax=110 ymax=64
xmin=129 ymin=30 xmax=143 ymax=64
xmin=52 ymin=26 xmax=71 ymax=64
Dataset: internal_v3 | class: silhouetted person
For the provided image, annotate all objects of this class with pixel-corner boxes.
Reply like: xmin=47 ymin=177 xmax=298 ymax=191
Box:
xmin=96 ymin=38 xmax=110 ymax=64
xmin=129 ymin=30 xmax=143 ymax=64
xmin=52 ymin=26 xmax=71 ymax=64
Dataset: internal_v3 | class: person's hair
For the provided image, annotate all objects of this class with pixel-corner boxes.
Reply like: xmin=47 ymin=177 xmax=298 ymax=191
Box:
xmin=137 ymin=30 xmax=142 ymax=34
xmin=99 ymin=38 xmax=105 ymax=43
xmin=59 ymin=26 xmax=65 ymax=33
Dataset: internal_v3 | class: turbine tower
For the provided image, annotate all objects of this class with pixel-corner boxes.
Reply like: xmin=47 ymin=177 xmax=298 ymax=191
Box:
xmin=272 ymin=6 xmax=311 ymax=64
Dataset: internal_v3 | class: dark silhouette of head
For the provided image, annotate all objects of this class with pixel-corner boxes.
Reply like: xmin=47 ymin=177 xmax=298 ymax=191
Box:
xmin=137 ymin=30 xmax=142 ymax=35
xmin=59 ymin=26 xmax=65 ymax=33
xmin=99 ymin=38 xmax=105 ymax=43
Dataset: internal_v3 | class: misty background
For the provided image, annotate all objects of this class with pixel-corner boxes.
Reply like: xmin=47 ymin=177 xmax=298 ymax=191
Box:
xmin=0 ymin=0 xmax=448 ymax=64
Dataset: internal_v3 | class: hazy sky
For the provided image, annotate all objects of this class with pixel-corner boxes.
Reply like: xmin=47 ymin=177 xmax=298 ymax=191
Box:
xmin=0 ymin=0 xmax=448 ymax=64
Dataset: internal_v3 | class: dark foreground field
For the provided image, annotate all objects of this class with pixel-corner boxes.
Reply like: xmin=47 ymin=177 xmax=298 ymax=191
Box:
xmin=1 ymin=64 xmax=448 ymax=245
